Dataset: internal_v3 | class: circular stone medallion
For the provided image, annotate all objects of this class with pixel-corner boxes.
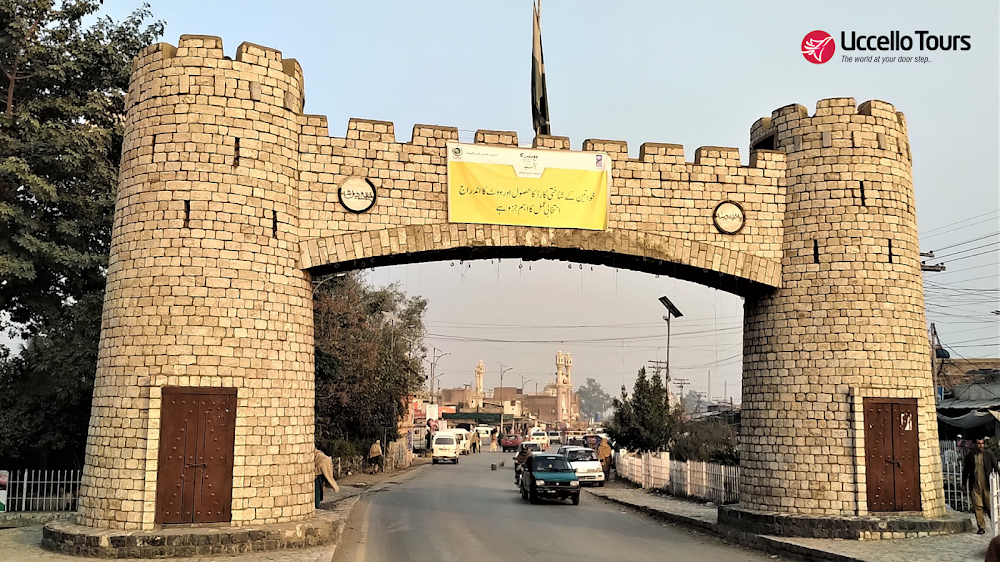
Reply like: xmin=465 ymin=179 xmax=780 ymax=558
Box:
xmin=713 ymin=201 xmax=745 ymax=235
xmin=338 ymin=177 xmax=377 ymax=214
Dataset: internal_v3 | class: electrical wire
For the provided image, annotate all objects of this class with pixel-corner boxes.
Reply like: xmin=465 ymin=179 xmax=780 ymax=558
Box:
xmin=920 ymin=210 xmax=1000 ymax=239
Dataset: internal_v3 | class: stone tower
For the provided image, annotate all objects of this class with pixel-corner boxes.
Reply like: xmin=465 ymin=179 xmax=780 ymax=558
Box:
xmin=555 ymin=351 xmax=573 ymax=425
xmin=78 ymin=36 xmax=315 ymax=530
xmin=738 ymin=98 xmax=943 ymax=519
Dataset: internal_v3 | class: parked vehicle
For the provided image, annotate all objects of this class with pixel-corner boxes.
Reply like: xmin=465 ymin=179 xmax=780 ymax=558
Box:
xmin=557 ymin=446 xmax=605 ymax=486
xmin=432 ymin=431 xmax=459 ymax=464
xmin=519 ymin=453 xmax=580 ymax=505
xmin=529 ymin=429 xmax=549 ymax=448
xmin=501 ymin=434 xmax=522 ymax=452
xmin=475 ymin=426 xmax=494 ymax=440
xmin=547 ymin=430 xmax=561 ymax=445
xmin=453 ymin=428 xmax=471 ymax=455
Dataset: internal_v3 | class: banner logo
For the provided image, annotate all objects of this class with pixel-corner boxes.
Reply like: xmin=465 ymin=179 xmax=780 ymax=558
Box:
xmin=802 ymin=30 xmax=835 ymax=64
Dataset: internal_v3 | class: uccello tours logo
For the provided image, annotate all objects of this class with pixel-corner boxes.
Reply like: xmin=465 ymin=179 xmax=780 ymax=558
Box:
xmin=803 ymin=29 xmax=972 ymax=65
xmin=802 ymin=30 xmax=835 ymax=64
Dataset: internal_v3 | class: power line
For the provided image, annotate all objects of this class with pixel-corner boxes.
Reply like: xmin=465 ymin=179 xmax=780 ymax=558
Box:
xmin=920 ymin=210 xmax=1000 ymax=239
xmin=932 ymin=261 xmax=1000 ymax=276
xmin=935 ymin=241 xmax=1000 ymax=260
xmin=939 ymin=250 xmax=1000 ymax=263
xmin=931 ymin=232 xmax=1000 ymax=254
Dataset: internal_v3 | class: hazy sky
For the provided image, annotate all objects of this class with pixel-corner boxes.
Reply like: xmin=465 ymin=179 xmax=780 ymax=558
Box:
xmin=98 ymin=0 xmax=1000 ymax=400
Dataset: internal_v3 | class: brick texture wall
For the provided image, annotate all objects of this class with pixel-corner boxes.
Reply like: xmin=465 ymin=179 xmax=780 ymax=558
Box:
xmin=78 ymin=35 xmax=941 ymax=530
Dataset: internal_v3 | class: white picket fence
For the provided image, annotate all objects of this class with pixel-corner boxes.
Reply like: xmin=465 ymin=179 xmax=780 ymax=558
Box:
xmin=4 ymin=470 xmax=81 ymax=512
xmin=615 ymin=451 xmax=739 ymax=505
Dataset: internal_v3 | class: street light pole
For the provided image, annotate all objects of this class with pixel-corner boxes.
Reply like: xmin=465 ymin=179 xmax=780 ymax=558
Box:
xmin=658 ymin=296 xmax=683 ymax=400
xmin=427 ymin=347 xmax=451 ymax=405
xmin=498 ymin=363 xmax=513 ymax=434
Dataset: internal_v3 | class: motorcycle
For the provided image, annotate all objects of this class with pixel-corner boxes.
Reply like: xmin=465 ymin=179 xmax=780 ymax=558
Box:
xmin=514 ymin=460 xmax=524 ymax=486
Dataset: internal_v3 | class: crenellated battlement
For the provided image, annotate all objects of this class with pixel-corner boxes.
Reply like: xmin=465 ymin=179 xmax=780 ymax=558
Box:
xmin=126 ymin=35 xmax=305 ymax=115
xmin=750 ymin=97 xmax=911 ymax=165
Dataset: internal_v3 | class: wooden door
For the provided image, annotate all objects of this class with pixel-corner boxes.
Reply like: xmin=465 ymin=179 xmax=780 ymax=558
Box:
xmin=891 ymin=401 xmax=920 ymax=511
xmin=155 ymin=388 xmax=237 ymax=524
xmin=864 ymin=398 xmax=920 ymax=512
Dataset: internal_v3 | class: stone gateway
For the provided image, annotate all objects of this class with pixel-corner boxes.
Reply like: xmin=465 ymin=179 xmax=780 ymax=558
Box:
xmin=77 ymin=35 xmax=941 ymax=531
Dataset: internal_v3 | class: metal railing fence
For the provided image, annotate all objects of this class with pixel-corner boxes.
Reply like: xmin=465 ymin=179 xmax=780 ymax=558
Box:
xmin=4 ymin=470 xmax=81 ymax=512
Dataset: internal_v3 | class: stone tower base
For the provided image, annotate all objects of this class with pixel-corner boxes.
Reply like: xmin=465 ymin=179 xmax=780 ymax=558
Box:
xmin=718 ymin=505 xmax=971 ymax=540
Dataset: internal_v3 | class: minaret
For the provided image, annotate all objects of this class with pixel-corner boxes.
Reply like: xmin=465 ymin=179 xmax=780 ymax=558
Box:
xmin=564 ymin=353 xmax=573 ymax=422
xmin=475 ymin=360 xmax=484 ymax=407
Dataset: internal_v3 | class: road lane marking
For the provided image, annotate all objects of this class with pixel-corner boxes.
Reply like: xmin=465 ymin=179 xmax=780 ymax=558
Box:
xmin=354 ymin=499 xmax=370 ymax=562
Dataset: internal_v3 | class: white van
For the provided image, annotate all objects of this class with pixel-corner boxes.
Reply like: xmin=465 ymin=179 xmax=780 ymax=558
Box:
xmin=558 ymin=445 xmax=605 ymax=486
xmin=453 ymin=428 xmax=471 ymax=455
xmin=432 ymin=431 xmax=459 ymax=464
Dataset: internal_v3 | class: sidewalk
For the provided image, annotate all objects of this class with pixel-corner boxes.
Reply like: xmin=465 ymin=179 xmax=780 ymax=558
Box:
xmin=0 ymin=459 xmax=428 ymax=562
xmin=587 ymin=483 xmax=989 ymax=562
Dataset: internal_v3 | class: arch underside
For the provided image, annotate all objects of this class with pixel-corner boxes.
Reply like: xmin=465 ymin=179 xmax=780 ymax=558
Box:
xmin=299 ymin=225 xmax=780 ymax=297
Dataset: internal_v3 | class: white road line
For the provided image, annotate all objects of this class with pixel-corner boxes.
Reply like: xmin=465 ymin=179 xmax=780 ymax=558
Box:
xmin=354 ymin=499 xmax=370 ymax=562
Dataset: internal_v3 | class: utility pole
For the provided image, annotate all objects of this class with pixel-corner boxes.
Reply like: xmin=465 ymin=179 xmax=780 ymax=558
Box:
xmin=673 ymin=378 xmax=690 ymax=409
xmin=648 ymin=359 xmax=670 ymax=403
xmin=929 ymin=323 xmax=942 ymax=400
xmin=427 ymin=347 xmax=451 ymax=405
xmin=707 ymin=370 xmax=711 ymax=405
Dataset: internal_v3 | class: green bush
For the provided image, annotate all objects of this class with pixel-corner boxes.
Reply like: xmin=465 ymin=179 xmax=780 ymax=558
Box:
xmin=671 ymin=419 xmax=739 ymax=466
xmin=318 ymin=438 xmax=361 ymax=460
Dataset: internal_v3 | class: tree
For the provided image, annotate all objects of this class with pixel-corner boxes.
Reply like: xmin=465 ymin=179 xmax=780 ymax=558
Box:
xmin=670 ymin=418 xmax=739 ymax=466
xmin=0 ymin=1 xmax=163 ymax=336
xmin=313 ymin=272 xmax=427 ymax=454
xmin=604 ymin=367 xmax=681 ymax=453
xmin=0 ymin=293 xmax=101 ymax=468
xmin=577 ymin=377 xmax=611 ymax=420
xmin=0 ymin=1 xmax=162 ymax=468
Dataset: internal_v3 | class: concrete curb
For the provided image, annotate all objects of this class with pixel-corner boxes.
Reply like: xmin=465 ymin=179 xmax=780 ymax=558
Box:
xmin=314 ymin=462 xmax=429 ymax=562
xmin=312 ymin=495 xmax=360 ymax=562
xmin=585 ymin=489 xmax=869 ymax=562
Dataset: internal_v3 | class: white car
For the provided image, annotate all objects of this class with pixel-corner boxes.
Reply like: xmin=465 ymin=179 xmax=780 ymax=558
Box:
xmin=453 ymin=428 xmax=471 ymax=455
xmin=475 ymin=426 xmax=494 ymax=440
xmin=558 ymin=446 xmax=605 ymax=486
xmin=432 ymin=431 xmax=459 ymax=464
xmin=547 ymin=430 xmax=561 ymax=445
xmin=529 ymin=429 xmax=549 ymax=449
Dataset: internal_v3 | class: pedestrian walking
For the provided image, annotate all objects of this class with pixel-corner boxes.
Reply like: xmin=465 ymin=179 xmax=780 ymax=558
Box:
xmin=963 ymin=438 xmax=1000 ymax=534
xmin=314 ymin=449 xmax=340 ymax=508
xmin=368 ymin=439 xmax=384 ymax=474
xmin=470 ymin=430 xmax=480 ymax=453
xmin=489 ymin=429 xmax=498 ymax=452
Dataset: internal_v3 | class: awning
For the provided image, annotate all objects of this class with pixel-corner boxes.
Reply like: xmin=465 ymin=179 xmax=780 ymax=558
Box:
xmin=937 ymin=398 xmax=1000 ymax=410
xmin=937 ymin=410 xmax=1000 ymax=429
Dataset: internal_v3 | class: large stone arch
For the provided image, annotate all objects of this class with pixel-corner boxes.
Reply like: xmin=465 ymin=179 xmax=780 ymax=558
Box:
xmin=71 ymin=35 xmax=945 ymax=538
xmin=301 ymin=224 xmax=779 ymax=295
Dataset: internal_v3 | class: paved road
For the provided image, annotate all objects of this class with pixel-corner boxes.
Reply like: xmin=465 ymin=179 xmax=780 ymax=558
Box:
xmin=336 ymin=449 xmax=785 ymax=562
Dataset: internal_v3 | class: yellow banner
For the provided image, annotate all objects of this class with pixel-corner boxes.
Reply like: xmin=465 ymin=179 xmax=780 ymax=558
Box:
xmin=447 ymin=143 xmax=609 ymax=231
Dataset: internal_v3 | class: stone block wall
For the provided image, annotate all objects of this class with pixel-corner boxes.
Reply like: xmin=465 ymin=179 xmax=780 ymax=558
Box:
xmin=740 ymin=98 xmax=943 ymax=517
xmin=79 ymin=32 xmax=942 ymax=531
xmin=79 ymin=36 xmax=315 ymax=530
xmin=294 ymin=120 xmax=789 ymax=285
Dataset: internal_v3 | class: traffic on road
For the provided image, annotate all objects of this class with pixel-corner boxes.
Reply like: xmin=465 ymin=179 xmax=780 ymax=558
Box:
xmin=336 ymin=429 xmax=787 ymax=562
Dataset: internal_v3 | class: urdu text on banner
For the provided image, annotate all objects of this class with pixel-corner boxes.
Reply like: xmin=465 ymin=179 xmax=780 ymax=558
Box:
xmin=446 ymin=142 xmax=610 ymax=231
